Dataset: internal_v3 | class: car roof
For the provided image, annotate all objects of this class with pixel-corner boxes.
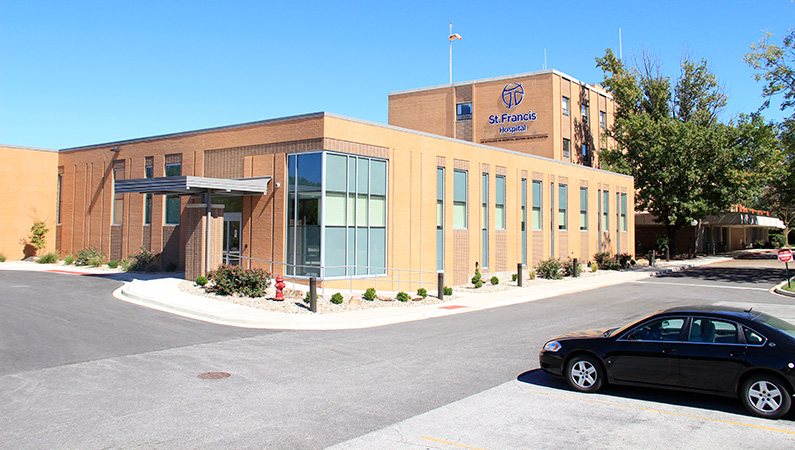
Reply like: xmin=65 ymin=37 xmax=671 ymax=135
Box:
xmin=656 ymin=305 xmax=755 ymax=320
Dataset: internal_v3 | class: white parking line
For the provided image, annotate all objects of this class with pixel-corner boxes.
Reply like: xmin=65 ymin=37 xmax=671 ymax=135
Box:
xmin=630 ymin=280 xmax=770 ymax=291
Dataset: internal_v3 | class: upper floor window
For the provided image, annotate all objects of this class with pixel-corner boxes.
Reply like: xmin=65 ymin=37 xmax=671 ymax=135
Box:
xmin=165 ymin=163 xmax=181 ymax=177
xmin=563 ymin=138 xmax=570 ymax=159
xmin=599 ymin=111 xmax=607 ymax=129
xmin=562 ymin=96 xmax=570 ymax=116
xmin=456 ymin=102 xmax=472 ymax=121
xmin=581 ymin=104 xmax=589 ymax=124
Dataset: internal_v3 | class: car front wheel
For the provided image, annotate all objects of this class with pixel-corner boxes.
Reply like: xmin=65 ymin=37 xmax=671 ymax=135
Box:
xmin=741 ymin=375 xmax=792 ymax=419
xmin=565 ymin=355 xmax=604 ymax=393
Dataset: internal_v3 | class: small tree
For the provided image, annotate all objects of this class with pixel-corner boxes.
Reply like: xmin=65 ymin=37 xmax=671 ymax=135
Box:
xmin=27 ymin=220 xmax=49 ymax=255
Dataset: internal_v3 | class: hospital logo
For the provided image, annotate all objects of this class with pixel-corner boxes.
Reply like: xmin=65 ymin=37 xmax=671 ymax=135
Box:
xmin=502 ymin=83 xmax=524 ymax=109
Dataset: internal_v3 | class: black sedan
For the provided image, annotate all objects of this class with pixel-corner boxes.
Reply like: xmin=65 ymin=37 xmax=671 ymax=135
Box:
xmin=539 ymin=306 xmax=795 ymax=419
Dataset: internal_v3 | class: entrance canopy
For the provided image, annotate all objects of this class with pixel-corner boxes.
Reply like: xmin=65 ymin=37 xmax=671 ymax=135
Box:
xmin=114 ymin=176 xmax=271 ymax=197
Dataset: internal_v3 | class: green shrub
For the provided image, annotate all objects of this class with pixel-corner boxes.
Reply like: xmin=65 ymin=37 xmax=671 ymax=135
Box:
xmin=618 ymin=253 xmax=633 ymax=269
xmin=27 ymin=220 xmax=49 ymax=255
xmin=125 ymin=247 xmax=159 ymax=272
xmin=771 ymin=233 xmax=786 ymax=248
xmin=75 ymin=248 xmax=103 ymax=266
xmin=331 ymin=293 xmax=344 ymax=304
xmin=107 ymin=260 xmax=119 ymax=269
xmin=443 ymin=286 xmax=453 ymax=296
xmin=561 ymin=258 xmax=577 ymax=277
xmin=590 ymin=262 xmax=598 ymax=272
xmin=512 ymin=273 xmax=518 ymax=282
xmin=0 ymin=253 xmax=6 ymax=262
xmin=208 ymin=265 xmax=271 ymax=297
xmin=471 ymin=268 xmax=482 ymax=285
xmin=474 ymin=279 xmax=483 ymax=288
xmin=363 ymin=288 xmax=377 ymax=301
xmin=303 ymin=291 xmax=310 ymax=304
xmin=37 ymin=251 xmax=60 ymax=264
xmin=196 ymin=276 xmax=208 ymax=286
xmin=536 ymin=258 xmax=563 ymax=280
xmin=396 ymin=291 xmax=410 ymax=302
xmin=593 ymin=252 xmax=610 ymax=268
xmin=528 ymin=269 xmax=536 ymax=280
xmin=602 ymin=256 xmax=620 ymax=270
xmin=490 ymin=276 xmax=499 ymax=285
xmin=417 ymin=288 xmax=427 ymax=299
xmin=655 ymin=235 xmax=670 ymax=254
xmin=64 ymin=254 xmax=74 ymax=265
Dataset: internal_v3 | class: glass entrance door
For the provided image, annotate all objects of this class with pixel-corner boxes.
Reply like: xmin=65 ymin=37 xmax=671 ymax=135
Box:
xmin=223 ymin=212 xmax=242 ymax=265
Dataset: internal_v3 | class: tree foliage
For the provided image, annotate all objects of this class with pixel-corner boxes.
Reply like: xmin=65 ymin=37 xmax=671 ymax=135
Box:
xmin=596 ymin=49 xmax=779 ymax=253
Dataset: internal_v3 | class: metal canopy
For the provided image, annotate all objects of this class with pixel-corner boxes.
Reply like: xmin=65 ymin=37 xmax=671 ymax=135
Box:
xmin=114 ymin=176 xmax=271 ymax=197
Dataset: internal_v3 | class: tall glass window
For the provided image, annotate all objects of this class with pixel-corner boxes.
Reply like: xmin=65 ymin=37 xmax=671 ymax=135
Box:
xmin=563 ymin=138 xmax=570 ymax=159
xmin=580 ymin=187 xmax=588 ymax=231
xmin=164 ymin=161 xmax=181 ymax=225
xmin=602 ymin=190 xmax=610 ymax=231
xmin=521 ymin=178 xmax=527 ymax=265
xmin=621 ymin=193 xmax=628 ymax=232
xmin=558 ymin=184 xmax=568 ymax=230
xmin=287 ymin=153 xmax=321 ymax=276
xmin=57 ymin=174 xmax=62 ymax=224
xmin=495 ymin=175 xmax=505 ymax=230
xmin=481 ymin=173 xmax=488 ymax=268
xmin=437 ymin=167 xmax=444 ymax=271
xmin=113 ymin=165 xmax=124 ymax=225
xmin=454 ymin=170 xmax=467 ymax=229
xmin=581 ymin=104 xmax=589 ymax=124
xmin=562 ymin=96 xmax=570 ymax=116
xmin=144 ymin=158 xmax=153 ymax=225
xmin=532 ymin=180 xmax=542 ymax=230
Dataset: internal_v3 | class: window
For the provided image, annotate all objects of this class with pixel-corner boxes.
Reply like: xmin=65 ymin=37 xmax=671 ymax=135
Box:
xmin=496 ymin=175 xmax=505 ymax=230
xmin=482 ymin=173 xmax=488 ymax=268
xmin=599 ymin=111 xmax=606 ymax=129
xmin=579 ymin=187 xmax=588 ymax=231
xmin=582 ymin=143 xmax=588 ymax=157
xmin=602 ymin=190 xmax=609 ymax=231
xmin=144 ymin=157 xmax=153 ymax=225
xmin=437 ymin=167 xmax=444 ymax=271
xmin=558 ymin=184 xmax=567 ymax=230
xmin=112 ymin=165 xmax=124 ymax=225
xmin=688 ymin=318 xmax=739 ymax=344
xmin=562 ymin=96 xmax=570 ymax=116
xmin=562 ymin=138 xmax=570 ymax=159
xmin=164 ymin=196 xmax=180 ymax=225
xmin=624 ymin=318 xmax=686 ymax=341
xmin=581 ymin=104 xmax=589 ymax=124
xmin=456 ymin=102 xmax=472 ymax=121
xmin=521 ymin=178 xmax=527 ymax=265
xmin=56 ymin=173 xmax=62 ymax=224
xmin=145 ymin=157 xmax=154 ymax=178
xmin=454 ymin=170 xmax=467 ymax=228
xmin=620 ymin=193 xmax=627 ymax=232
xmin=165 ymin=163 xmax=181 ymax=177
xmin=532 ymin=180 xmax=542 ymax=230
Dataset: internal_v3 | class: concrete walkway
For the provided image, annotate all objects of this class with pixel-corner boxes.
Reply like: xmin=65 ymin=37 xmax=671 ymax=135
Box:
xmin=3 ymin=253 xmax=764 ymax=330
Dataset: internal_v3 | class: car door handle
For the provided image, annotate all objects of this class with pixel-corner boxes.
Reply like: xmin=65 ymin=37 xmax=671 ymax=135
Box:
xmin=730 ymin=351 xmax=746 ymax=357
xmin=662 ymin=348 xmax=678 ymax=354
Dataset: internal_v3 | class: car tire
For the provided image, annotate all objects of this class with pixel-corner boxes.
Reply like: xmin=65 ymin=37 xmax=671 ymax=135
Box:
xmin=740 ymin=374 xmax=792 ymax=419
xmin=565 ymin=354 xmax=604 ymax=393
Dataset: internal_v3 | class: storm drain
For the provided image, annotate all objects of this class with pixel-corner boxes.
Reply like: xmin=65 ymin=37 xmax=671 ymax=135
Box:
xmin=197 ymin=372 xmax=231 ymax=380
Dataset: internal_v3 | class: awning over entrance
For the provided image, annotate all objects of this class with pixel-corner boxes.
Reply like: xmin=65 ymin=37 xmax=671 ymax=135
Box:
xmin=114 ymin=176 xmax=271 ymax=197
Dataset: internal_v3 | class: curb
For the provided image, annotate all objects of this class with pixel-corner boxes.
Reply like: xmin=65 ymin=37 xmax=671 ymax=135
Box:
xmin=773 ymin=279 xmax=795 ymax=298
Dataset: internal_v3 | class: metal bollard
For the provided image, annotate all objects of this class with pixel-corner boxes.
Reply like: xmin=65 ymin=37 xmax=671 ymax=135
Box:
xmin=649 ymin=250 xmax=655 ymax=267
xmin=666 ymin=248 xmax=670 ymax=261
xmin=517 ymin=263 xmax=523 ymax=287
xmin=573 ymin=258 xmax=579 ymax=277
xmin=309 ymin=277 xmax=317 ymax=313
xmin=438 ymin=272 xmax=444 ymax=300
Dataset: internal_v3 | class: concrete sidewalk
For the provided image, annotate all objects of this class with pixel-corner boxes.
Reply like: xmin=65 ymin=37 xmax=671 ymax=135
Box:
xmin=2 ymin=255 xmax=739 ymax=330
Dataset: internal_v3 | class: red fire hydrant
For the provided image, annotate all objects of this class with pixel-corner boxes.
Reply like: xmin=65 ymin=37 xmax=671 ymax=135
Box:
xmin=274 ymin=275 xmax=286 ymax=301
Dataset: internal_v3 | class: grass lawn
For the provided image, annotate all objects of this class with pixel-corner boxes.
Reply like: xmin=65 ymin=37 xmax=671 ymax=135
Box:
xmin=782 ymin=281 xmax=795 ymax=293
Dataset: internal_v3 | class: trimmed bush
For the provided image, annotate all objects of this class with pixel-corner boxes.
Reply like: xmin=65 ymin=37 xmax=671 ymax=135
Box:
xmin=417 ymin=288 xmax=427 ymax=299
xmin=562 ymin=258 xmax=579 ymax=277
xmin=124 ymin=247 xmax=159 ymax=272
xmin=396 ymin=291 xmax=410 ymax=302
xmin=64 ymin=254 xmax=74 ymax=265
xmin=490 ymin=276 xmax=499 ymax=285
xmin=107 ymin=260 xmax=119 ymax=269
xmin=37 ymin=251 xmax=60 ymax=264
xmin=528 ymin=269 xmax=536 ymax=280
xmin=0 ymin=253 xmax=6 ymax=262
xmin=471 ymin=268 xmax=482 ymax=286
xmin=208 ymin=265 xmax=271 ymax=297
xmin=602 ymin=256 xmax=620 ymax=270
xmin=474 ymin=279 xmax=483 ymax=288
xmin=590 ymin=262 xmax=598 ymax=272
xmin=196 ymin=276 xmax=208 ymax=286
xmin=331 ymin=293 xmax=344 ymax=304
xmin=75 ymin=247 xmax=103 ymax=266
xmin=593 ymin=252 xmax=610 ymax=268
xmin=512 ymin=273 xmax=518 ymax=282
xmin=536 ymin=258 xmax=563 ymax=280
xmin=443 ymin=286 xmax=453 ymax=296
xmin=364 ymin=288 xmax=377 ymax=301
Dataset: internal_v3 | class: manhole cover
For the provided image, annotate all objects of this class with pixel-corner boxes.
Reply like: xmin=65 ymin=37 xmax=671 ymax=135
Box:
xmin=197 ymin=372 xmax=231 ymax=380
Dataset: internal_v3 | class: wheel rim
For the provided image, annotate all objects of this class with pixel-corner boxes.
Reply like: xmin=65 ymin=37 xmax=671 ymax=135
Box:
xmin=571 ymin=360 xmax=597 ymax=388
xmin=747 ymin=381 xmax=783 ymax=413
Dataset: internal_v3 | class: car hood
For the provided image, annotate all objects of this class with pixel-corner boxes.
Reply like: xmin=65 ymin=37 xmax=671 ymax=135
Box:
xmin=554 ymin=328 xmax=613 ymax=340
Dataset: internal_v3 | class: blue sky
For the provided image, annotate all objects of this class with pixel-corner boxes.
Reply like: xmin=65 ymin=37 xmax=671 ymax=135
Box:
xmin=1 ymin=0 xmax=792 ymax=149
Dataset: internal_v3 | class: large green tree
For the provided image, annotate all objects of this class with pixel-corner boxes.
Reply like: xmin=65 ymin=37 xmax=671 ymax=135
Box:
xmin=596 ymin=50 xmax=779 ymax=254
xmin=745 ymin=29 xmax=795 ymax=243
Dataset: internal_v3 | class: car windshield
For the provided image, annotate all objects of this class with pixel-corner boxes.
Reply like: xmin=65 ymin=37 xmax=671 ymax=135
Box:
xmin=752 ymin=311 xmax=795 ymax=339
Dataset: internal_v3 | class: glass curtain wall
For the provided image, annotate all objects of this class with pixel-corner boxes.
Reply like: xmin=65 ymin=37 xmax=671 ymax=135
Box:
xmin=287 ymin=152 xmax=387 ymax=278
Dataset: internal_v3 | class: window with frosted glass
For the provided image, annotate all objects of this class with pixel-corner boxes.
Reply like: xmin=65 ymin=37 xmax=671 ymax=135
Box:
xmin=580 ymin=187 xmax=588 ymax=230
xmin=496 ymin=175 xmax=505 ymax=230
xmin=532 ymin=180 xmax=542 ymax=230
xmin=437 ymin=167 xmax=444 ymax=271
xmin=558 ymin=184 xmax=567 ymax=230
xmin=602 ymin=190 xmax=610 ymax=231
xmin=481 ymin=173 xmax=488 ymax=269
xmin=521 ymin=178 xmax=527 ymax=265
xmin=454 ymin=170 xmax=467 ymax=229
xmin=621 ymin=193 xmax=628 ymax=231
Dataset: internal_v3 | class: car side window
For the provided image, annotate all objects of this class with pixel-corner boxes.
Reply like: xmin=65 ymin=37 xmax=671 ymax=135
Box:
xmin=688 ymin=318 xmax=739 ymax=344
xmin=743 ymin=326 xmax=767 ymax=346
xmin=624 ymin=318 xmax=685 ymax=341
